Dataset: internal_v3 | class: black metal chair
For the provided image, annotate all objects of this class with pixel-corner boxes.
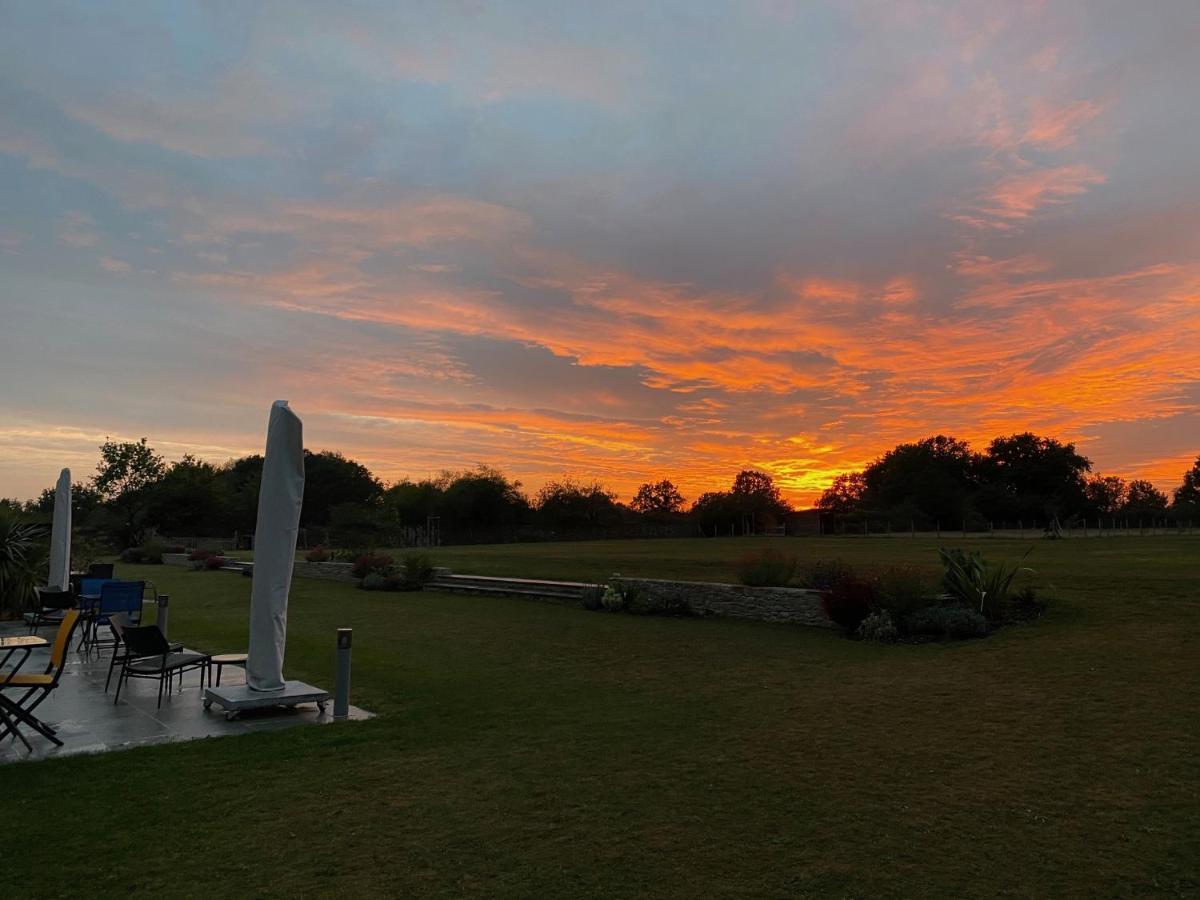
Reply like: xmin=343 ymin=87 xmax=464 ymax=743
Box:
xmin=24 ymin=587 xmax=75 ymax=634
xmin=113 ymin=626 xmax=210 ymax=708
xmin=104 ymin=616 xmax=183 ymax=693
xmin=87 ymin=563 xmax=115 ymax=579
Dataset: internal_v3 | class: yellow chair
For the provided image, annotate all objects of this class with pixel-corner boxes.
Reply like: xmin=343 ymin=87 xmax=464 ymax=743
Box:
xmin=1 ymin=608 xmax=82 ymax=749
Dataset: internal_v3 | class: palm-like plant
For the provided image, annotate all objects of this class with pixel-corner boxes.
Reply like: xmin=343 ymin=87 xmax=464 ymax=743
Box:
xmin=938 ymin=547 xmax=1033 ymax=619
xmin=0 ymin=511 xmax=48 ymax=618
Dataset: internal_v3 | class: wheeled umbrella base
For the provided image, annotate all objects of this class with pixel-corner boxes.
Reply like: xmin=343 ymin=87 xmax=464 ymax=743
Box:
xmin=203 ymin=681 xmax=330 ymax=721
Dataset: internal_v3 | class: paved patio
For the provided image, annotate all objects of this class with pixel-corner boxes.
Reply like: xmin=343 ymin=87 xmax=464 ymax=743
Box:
xmin=1 ymin=621 xmax=370 ymax=764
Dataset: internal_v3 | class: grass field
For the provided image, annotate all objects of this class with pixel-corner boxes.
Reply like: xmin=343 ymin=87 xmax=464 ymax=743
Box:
xmin=1 ymin=536 xmax=1197 ymax=898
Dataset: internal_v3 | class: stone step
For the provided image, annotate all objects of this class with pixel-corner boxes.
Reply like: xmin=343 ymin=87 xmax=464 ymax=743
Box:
xmin=427 ymin=574 xmax=598 ymax=601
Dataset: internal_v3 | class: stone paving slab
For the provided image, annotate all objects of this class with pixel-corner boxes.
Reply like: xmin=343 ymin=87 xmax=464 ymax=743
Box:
xmin=0 ymin=622 xmax=370 ymax=764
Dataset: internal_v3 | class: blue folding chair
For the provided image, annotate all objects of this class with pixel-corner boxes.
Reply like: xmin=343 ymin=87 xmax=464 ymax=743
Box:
xmin=76 ymin=578 xmax=117 ymax=651
xmin=81 ymin=581 xmax=146 ymax=654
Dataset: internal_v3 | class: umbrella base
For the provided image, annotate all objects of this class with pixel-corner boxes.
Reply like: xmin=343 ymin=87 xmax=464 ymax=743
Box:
xmin=203 ymin=680 xmax=331 ymax=721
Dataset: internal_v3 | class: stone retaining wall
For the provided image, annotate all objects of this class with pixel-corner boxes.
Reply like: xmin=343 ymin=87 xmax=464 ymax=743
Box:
xmin=163 ymin=553 xmax=190 ymax=567
xmin=292 ymin=561 xmax=357 ymax=582
xmin=610 ymin=577 xmax=831 ymax=628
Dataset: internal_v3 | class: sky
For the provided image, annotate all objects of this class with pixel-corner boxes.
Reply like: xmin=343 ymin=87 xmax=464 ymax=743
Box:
xmin=2 ymin=0 xmax=1198 ymax=507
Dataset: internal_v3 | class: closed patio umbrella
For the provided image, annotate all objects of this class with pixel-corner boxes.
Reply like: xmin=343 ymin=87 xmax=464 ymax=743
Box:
xmin=47 ymin=468 xmax=71 ymax=591
xmin=246 ymin=401 xmax=304 ymax=692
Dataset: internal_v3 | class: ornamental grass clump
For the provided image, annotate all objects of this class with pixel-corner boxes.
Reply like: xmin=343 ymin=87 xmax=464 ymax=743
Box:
xmin=399 ymin=552 xmax=435 ymax=588
xmin=735 ymin=549 xmax=798 ymax=587
xmin=876 ymin=565 xmax=937 ymax=619
xmin=938 ymin=547 xmax=1034 ymax=620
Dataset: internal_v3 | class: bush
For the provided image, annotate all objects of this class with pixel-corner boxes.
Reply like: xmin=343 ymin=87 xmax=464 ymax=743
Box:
xmin=581 ymin=585 xmax=605 ymax=611
xmin=799 ymin=558 xmax=855 ymax=591
xmin=351 ymin=553 xmax=393 ymax=580
xmin=858 ymin=610 xmax=898 ymax=643
xmin=119 ymin=544 xmax=164 ymax=564
xmin=305 ymin=545 xmax=331 ymax=563
xmin=821 ymin=574 xmax=878 ymax=632
xmin=166 ymin=545 xmax=186 ymax=554
xmin=906 ymin=605 xmax=989 ymax=639
xmin=360 ymin=571 xmax=387 ymax=591
xmin=188 ymin=548 xmax=216 ymax=562
xmin=203 ymin=555 xmax=228 ymax=570
xmin=735 ymin=549 xmax=797 ymax=587
xmin=626 ymin=590 xmax=691 ymax=617
xmin=399 ymin=552 xmax=435 ymax=587
xmin=876 ymin=565 xmax=935 ymax=618
xmin=1002 ymin=586 xmax=1048 ymax=623
xmin=600 ymin=586 xmax=625 ymax=611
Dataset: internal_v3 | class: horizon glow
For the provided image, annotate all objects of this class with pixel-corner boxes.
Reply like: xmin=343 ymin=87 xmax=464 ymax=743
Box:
xmin=1 ymin=2 xmax=1198 ymax=505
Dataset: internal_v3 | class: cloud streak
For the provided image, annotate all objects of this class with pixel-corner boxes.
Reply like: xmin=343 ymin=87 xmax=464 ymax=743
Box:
xmin=1 ymin=1 xmax=1197 ymax=504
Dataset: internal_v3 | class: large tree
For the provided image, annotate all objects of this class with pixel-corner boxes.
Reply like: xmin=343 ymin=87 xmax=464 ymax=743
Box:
xmin=861 ymin=435 xmax=979 ymax=526
xmin=817 ymin=472 xmax=865 ymax=517
xmin=1172 ymin=455 xmax=1200 ymax=515
xmin=1083 ymin=475 xmax=1128 ymax=517
xmin=729 ymin=469 xmax=790 ymax=530
xmin=145 ymin=455 xmax=233 ymax=536
xmin=301 ymin=450 xmax=383 ymax=527
xmin=31 ymin=481 xmax=104 ymax=521
xmin=91 ymin=437 xmax=166 ymax=546
xmin=217 ymin=454 xmax=265 ymax=533
xmin=690 ymin=490 xmax=738 ymax=534
xmin=978 ymin=433 xmax=1091 ymax=521
xmin=535 ymin=479 xmax=621 ymax=533
xmin=1121 ymin=480 xmax=1168 ymax=519
xmin=438 ymin=466 xmax=530 ymax=540
xmin=629 ymin=479 xmax=686 ymax=517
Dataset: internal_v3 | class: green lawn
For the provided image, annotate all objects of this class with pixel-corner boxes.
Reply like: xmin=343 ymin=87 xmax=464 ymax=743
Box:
xmin=2 ymin=536 xmax=1197 ymax=898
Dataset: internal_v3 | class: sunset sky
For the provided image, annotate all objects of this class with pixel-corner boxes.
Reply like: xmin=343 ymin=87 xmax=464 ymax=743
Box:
xmin=2 ymin=1 xmax=1198 ymax=506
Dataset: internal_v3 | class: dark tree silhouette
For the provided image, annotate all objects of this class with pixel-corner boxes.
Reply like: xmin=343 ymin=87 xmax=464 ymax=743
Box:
xmin=1172 ymin=456 xmax=1200 ymax=514
xmin=1084 ymin=475 xmax=1128 ymax=517
xmin=978 ymin=433 xmax=1090 ymax=521
xmin=145 ymin=455 xmax=233 ymax=535
xmin=817 ymin=472 xmax=865 ymax=516
xmin=1122 ymin=480 xmax=1168 ymax=518
xmin=536 ymin=479 xmax=621 ymax=533
xmin=91 ymin=437 xmax=166 ymax=546
xmin=861 ymin=435 xmax=979 ymax=526
xmin=630 ymin=479 xmax=686 ymax=517
xmin=299 ymin=450 xmax=382 ymax=527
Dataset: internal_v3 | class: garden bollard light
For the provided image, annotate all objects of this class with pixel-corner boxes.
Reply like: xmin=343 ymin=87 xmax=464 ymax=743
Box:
xmin=334 ymin=628 xmax=352 ymax=719
xmin=157 ymin=594 xmax=169 ymax=639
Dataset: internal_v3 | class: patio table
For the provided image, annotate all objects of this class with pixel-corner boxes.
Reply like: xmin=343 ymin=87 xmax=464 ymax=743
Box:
xmin=0 ymin=634 xmax=50 ymax=752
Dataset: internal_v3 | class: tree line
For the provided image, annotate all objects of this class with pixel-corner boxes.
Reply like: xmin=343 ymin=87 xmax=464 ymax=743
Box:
xmin=1 ymin=438 xmax=790 ymax=549
xmin=3 ymin=432 xmax=1196 ymax=549
xmin=816 ymin=432 xmax=1200 ymax=531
